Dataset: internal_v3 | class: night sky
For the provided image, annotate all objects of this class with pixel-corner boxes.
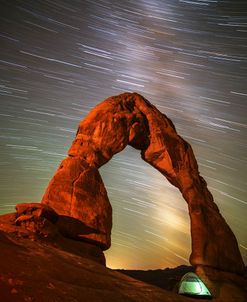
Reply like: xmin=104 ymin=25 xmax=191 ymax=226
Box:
xmin=0 ymin=0 xmax=247 ymax=270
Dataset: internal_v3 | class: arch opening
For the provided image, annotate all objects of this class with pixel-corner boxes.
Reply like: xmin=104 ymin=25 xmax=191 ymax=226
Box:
xmin=101 ymin=145 xmax=191 ymax=269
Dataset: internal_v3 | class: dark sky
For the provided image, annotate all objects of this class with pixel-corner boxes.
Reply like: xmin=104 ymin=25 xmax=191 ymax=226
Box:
xmin=0 ymin=0 xmax=246 ymax=269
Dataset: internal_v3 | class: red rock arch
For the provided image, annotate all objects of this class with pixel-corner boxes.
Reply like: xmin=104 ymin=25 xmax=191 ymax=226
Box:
xmin=42 ymin=92 xmax=244 ymax=276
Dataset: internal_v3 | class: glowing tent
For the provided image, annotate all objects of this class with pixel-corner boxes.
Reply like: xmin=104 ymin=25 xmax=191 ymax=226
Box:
xmin=178 ymin=272 xmax=212 ymax=298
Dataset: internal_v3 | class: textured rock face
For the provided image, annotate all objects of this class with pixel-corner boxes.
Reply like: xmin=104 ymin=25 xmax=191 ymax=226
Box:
xmin=0 ymin=203 xmax=106 ymax=265
xmin=42 ymin=92 xmax=244 ymax=276
xmin=41 ymin=158 xmax=112 ymax=249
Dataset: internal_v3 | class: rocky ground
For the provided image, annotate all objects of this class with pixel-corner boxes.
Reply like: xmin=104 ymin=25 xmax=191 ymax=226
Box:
xmin=0 ymin=227 xmax=200 ymax=302
xmin=1 ymin=228 xmax=246 ymax=302
xmin=0 ymin=203 xmax=246 ymax=302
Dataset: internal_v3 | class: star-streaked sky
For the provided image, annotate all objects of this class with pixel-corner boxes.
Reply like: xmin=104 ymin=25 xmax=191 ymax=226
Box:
xmin=0 ymin=0 xmax=246 ymax=270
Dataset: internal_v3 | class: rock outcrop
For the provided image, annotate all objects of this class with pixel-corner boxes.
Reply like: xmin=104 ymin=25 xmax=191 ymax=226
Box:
xmin=41 ymin=92 xmax=244 ymax=278
xmin=0 ymin=203 xmax=106 ymax=265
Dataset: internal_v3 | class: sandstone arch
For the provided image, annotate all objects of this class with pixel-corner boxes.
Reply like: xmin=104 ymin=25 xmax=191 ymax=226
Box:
xmin=42 ymin=92 xmax=244 ymax=277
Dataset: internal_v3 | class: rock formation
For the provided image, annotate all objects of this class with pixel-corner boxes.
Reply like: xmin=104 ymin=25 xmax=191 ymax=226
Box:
xmin=41 ymin=92 xmax=244 ymax=283
xmin=0 ymin=92 xmax=245 ymax=300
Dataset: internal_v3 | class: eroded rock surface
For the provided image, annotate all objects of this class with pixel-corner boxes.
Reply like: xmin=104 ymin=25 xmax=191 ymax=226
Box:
xmin=41 ymin=92 xmax=244 ymax=279
xmin=0 ymin=209 xmax=246 ymax=302
xmin=0 ymin=203 xmax=106 ymax=265
xmin=0 ymin=221 xmax=208 ymax=302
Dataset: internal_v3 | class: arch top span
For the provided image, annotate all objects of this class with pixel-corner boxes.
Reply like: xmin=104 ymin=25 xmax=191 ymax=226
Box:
xmin=41 ymin=92 xmax=244 ymax=277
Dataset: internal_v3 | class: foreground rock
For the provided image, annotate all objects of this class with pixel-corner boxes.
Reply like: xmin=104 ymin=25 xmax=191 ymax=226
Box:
xmin=0 ymin=203 xmax=105 ymax=265
xmin=42 ymin=92 xmax=244 ymax=280
xmin=0 ymin=207 xmax=246 ymax=302
xmin=0 ymin=208 xmax=205 ymax=302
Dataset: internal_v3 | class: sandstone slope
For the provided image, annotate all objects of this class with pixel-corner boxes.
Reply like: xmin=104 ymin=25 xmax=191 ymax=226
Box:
xmin=0 ymin=208 xmax=206 ymax=302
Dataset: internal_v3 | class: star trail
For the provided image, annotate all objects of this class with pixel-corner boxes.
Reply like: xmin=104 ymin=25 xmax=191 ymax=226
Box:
xmin=0 ymin=0 xmax=246 ymax=269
